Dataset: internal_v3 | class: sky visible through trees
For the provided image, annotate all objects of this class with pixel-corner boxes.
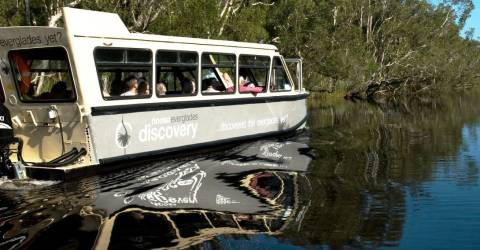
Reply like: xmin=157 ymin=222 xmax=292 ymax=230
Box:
xmin=430 ymin=0 xmax=480 ymax=39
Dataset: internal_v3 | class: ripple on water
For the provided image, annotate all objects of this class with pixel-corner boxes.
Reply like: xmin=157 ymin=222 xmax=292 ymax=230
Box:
xmin=0 ymin=178 xmax=60 ymax=191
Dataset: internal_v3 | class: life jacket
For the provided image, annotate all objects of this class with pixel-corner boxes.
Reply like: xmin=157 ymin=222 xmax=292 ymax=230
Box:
xmin=10 ymin=53 xmax=31 ymax=95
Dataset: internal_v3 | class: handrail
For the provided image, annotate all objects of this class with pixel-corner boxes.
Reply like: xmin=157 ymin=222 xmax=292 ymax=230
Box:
xmin=26 ymin=110 xmax=38 ymax=127
xmin=284 ymin=58 xmax=303 ymax=91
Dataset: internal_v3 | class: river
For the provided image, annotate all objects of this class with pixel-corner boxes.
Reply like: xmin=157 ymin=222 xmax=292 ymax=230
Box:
xmin=1 ymin=90 xmax=480 ymax=249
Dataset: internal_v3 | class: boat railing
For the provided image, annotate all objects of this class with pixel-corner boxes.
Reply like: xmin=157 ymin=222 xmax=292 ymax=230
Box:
xmin=285 ymin=58 xmax=303 ymax=91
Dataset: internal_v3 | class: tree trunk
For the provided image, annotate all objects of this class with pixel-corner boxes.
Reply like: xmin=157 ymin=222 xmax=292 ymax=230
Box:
xmin=25 ymin=0 xmax=31 ymax=25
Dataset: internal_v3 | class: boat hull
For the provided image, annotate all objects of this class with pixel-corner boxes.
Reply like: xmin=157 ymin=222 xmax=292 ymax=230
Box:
xmin=88 ymin=94 xmax=308 ymax=164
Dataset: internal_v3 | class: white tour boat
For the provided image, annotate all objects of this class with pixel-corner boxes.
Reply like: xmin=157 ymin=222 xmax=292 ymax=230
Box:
xmin=0 ymin=8 xmax=308 ymax=180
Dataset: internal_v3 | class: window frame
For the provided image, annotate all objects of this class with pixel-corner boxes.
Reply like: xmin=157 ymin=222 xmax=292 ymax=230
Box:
xmin=238 ymin=54 xmax=271 ymax=95
xmin=155 ymin=49 xmax=200 ymax=98
xmin=200 ymin=52 xmax=237 ymax=96
xmin=8 ymin=46 xmax=78 ymax=103
xmin=270 ymin=56 xmax=294 ymax=93
xmin=93 ymin=47 xmax=154 ymax=101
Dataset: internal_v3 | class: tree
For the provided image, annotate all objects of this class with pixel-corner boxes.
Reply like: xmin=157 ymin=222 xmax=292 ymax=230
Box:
xmin=0 ymin=0 xmax=478 ymax=98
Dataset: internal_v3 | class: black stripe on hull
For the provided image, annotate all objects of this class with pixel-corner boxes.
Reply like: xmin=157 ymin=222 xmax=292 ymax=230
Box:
xmin=91 ymin=93 xmax=309 ymax=116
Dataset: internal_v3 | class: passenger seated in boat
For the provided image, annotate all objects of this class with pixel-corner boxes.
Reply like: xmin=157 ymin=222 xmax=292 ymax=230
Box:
xmin=239 ymin=69 xmax=263 ymax=94
xmin=240 ymin=83 xmax=263 ymax=94
xmin=221 ymin=72 xmax=234 ymax=93
xmin=156 ymin=82 xmax=166 ymax=96
xmin=109 ymin=73 xmax=124 ymax=96
xmin=137 ymin=78 xmax=149 ymax=95
xmin=38 ymin=81 xmax=68 ymax=99
xmin=203 ymin=84 xmax=220 ymax=93
xmin=203 ymin=78 xmax=224 ymax=93
xmin=239 ymin=69 xmax=250 ymax=86
xmin=120 ymin=76 xmax=138 ymax=96
xmin=177 ymin=72 xmax=195 ymax=94
xmin=202 ymin=78 xmax=218 ymax=91
xmin=182 ymin=80 xmax=195 ymax=94
xmin=200 ymin=70 xmax=220 ymax=93
xmin=50 ymin=81 xmax=68 ymax=99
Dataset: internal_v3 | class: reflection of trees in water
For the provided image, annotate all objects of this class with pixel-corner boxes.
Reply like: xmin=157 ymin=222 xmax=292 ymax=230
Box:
xmin=104 ymin=209 xmax=288 ymax=249
xmin=94 ymin=171 xmax=309 ymax=249
xmin=0 ymin=179 xmax=99 ymax=250
xmin=296 ymin=91 xmax=480 ymax=248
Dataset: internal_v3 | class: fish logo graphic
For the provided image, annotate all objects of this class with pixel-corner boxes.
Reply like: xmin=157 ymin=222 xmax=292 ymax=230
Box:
xmin=115 ymin=118 xmax=132 ymax=149
xmin=260 ymin=142 xmax=284 ymax=159
xmin=114 ymin=162 xmax=207 ymax=207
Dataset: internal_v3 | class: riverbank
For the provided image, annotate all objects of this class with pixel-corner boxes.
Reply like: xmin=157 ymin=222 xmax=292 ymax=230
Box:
xmin=308 ymin=81 xmax=480 ymax=105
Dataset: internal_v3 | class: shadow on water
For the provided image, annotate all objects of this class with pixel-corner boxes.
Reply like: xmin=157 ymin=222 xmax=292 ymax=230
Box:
xmin=0 ymin=137 xmax=314 ymax=249
xmin=2 ymin=89 xmax=480 ymax=249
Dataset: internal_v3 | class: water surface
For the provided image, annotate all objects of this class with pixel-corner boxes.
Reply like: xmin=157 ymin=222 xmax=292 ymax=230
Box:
xmin=1 ymin=91 xmax=480 ymax=249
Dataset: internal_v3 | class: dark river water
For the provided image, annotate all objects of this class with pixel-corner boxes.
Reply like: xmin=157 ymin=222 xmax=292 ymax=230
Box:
xmin=1 ymin=91 xmax=480 ymax=249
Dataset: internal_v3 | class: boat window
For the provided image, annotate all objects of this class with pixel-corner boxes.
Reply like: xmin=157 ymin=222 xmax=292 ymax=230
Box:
xmin=8 ymin=47 xmax=76 ymax=102
xmin=94 ymin=48 xmax=153 ymax=100
xmin=156 ymin=50 xmax=198 ymax=97
xmin=95 ymin=49 xmax=124 ymax=63
xmin=201 ymin=53 xmax=235 ymax=95
xmin=270 ymin=57 xmax=292 ymax=92
xmin=239 ymin=55 xmax=270 ymax=94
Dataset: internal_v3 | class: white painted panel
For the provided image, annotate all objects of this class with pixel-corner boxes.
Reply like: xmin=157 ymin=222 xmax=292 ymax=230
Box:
xmin=89 ymin=99 xmax=307 ymax=161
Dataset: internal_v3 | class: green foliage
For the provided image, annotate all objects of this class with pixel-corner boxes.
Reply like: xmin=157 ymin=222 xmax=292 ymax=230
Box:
xmin=0 ymin=0 xmax=25 ymax=26
xmin=1 ymin=0 xmax=479 ymax=96
xmin=148 ymin=0 xmax=221 ymax=38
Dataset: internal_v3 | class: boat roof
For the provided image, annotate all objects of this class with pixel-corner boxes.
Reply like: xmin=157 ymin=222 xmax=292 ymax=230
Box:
xmin=62 ymin=7 xmax=278 ymax=51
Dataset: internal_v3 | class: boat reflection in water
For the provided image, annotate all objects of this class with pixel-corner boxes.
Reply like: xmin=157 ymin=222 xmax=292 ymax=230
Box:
xmin=93 ymin=140 xmax=313 ymax=249
xmin=0 ymin=139 xmax=313 ymax=249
